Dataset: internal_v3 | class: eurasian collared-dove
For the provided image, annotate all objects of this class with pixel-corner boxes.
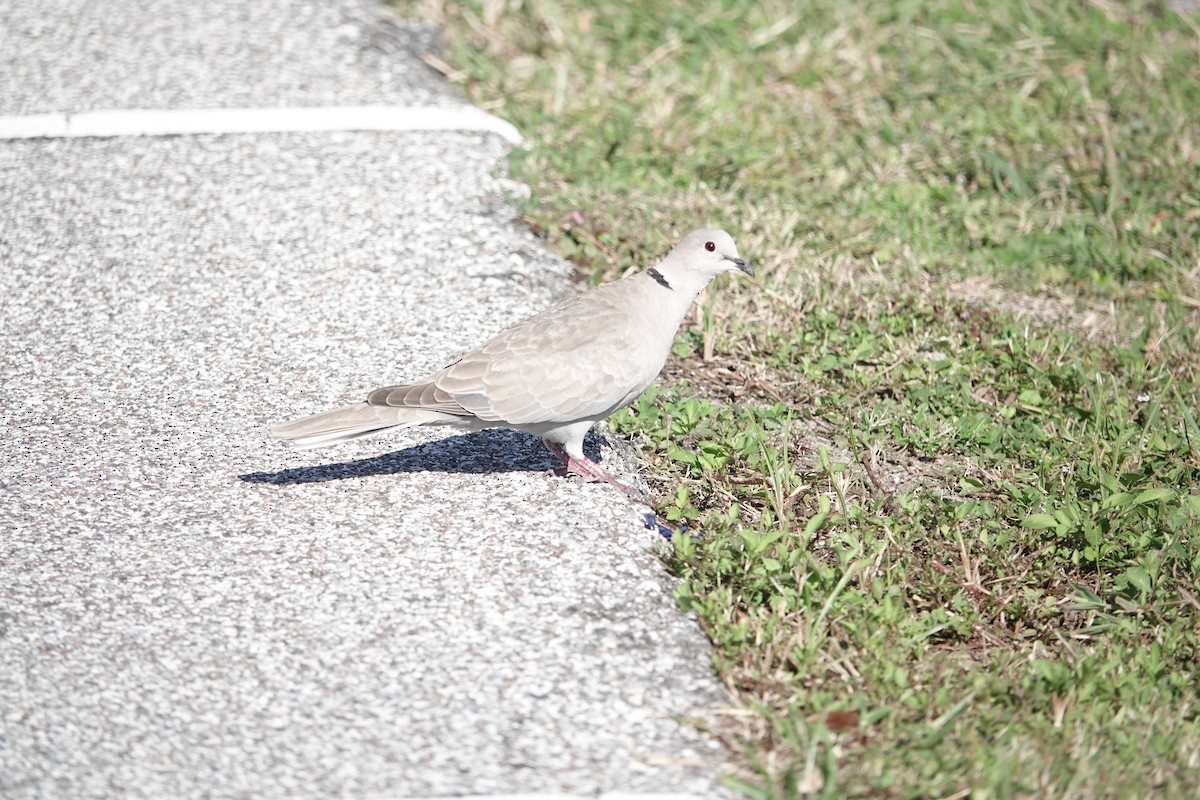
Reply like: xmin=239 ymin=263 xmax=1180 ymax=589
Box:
xmin=269 ymin=228 xmax=752 ymax=496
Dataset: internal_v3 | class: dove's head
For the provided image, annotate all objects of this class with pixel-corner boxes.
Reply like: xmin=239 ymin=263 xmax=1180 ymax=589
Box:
xmin=665 ymin=228 xmax=753 ymax=284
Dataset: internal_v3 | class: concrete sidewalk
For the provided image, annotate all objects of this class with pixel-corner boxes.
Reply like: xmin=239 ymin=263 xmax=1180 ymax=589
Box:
xmin=0 ymin=1 xmax=732 ymax=797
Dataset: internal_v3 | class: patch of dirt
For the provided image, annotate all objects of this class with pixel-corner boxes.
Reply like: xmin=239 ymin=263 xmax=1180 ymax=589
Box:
xmin=660 ymin=354 xmax=795 ymax=405
xmin=659 ymin=352 xmax=992 ymax=516
xmin=946 ymin=276 xmax=1120 ymax=341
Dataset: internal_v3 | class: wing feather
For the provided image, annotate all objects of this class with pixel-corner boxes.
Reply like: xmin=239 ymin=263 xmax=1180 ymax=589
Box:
xmin=365 ymin=275 xmax=672 ymax=426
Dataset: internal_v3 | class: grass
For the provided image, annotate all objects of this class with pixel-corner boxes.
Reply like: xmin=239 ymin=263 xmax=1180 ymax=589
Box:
xmin=397 ymin=0 xmax=1200 ymax=796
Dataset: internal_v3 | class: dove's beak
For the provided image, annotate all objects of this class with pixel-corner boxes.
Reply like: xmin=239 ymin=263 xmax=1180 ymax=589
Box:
xmin=728 ymin=256 xmax=754 ymax=277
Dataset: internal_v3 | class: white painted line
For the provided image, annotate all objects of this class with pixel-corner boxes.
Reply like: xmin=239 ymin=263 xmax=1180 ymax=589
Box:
xmin=384 ymin=795 xmax=711 ymax=800
xmin=0 ymin=105 xmax=522 ymax=145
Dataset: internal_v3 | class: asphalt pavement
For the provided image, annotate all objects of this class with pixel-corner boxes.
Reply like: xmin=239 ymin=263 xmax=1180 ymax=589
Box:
xmin=0 ymin=1 xmax=732 ymax=797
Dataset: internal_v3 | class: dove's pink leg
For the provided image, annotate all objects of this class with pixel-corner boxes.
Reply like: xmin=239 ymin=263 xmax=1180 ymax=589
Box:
xmin=543 ymin=441 xmax=647 ymax=501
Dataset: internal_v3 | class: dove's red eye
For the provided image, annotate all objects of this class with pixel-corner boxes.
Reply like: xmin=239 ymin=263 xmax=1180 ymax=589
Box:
xmin=705 ymin=241 xmax=715 ymax=252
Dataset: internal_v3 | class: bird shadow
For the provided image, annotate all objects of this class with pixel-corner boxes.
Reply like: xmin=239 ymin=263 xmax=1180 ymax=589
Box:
xmin=239 ymin=429 xmax=605 ymax=486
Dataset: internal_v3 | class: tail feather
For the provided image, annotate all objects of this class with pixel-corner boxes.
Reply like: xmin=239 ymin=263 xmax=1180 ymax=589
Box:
xmin=269 ymin=403 xmax=472 ymax=450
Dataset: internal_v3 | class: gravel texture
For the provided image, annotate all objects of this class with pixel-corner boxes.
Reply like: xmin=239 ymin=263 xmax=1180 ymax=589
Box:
xmin=0 ymin=1 xmax=733 ymax=797
xmin=0 ymin=0 xmax=453 ymax=115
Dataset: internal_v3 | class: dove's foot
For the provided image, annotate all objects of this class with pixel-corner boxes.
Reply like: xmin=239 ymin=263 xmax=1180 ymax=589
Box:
xmin=544 ymin=441 xmax=649 ymax=503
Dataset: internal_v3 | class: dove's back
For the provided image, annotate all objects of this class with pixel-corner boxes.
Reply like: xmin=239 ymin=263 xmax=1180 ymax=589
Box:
xmin=270 ymin=271 xmax=686 ymax=448
xmin=405 ymin=272 xmax=692 ymax=427
xmin=269 ymin=227 xmax=750 ymax=454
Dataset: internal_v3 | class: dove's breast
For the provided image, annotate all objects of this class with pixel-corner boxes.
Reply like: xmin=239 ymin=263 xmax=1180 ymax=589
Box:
xmin=429 ymin=273 xmax=690 ymax=426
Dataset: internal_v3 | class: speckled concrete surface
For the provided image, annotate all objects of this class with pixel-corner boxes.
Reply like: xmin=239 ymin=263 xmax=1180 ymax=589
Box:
xmin=0 ymin=0 xmax=452 ymax=115
xmin=0 ymin=1 xmax=733 ymax=797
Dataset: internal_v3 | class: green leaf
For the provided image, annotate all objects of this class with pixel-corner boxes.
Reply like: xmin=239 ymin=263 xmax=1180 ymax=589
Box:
xmin=1102 ymin=492 xmax=1135 ymax=509
xmin=803 ymin=510 xmax=828 ymax=537
xmin=669 ymin=447 xmax=698 ymax=467
xmin=1017 ymin=388 xmax=1044 ymax=406
xmin=1134 ymin=487 xmax=1174 ymax=505
xmin=1122 ymin=565 xmax=1152 ymax=594
xmin=1021 ymin=513 xmax=1058 ymax=529
xmin=1065 ymin=585 xmax=1104 ymax=611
